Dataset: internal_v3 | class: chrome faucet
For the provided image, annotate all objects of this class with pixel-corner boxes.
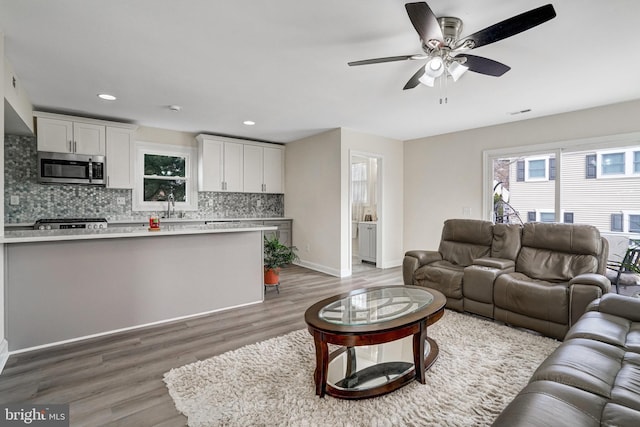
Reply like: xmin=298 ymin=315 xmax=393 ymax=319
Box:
xmin=167 ymin=193 xmax=175 ymax=218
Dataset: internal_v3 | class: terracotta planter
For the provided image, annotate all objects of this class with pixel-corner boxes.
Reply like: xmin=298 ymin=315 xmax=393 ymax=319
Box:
xmin=264 ymin=267 xmax=281 ymax=285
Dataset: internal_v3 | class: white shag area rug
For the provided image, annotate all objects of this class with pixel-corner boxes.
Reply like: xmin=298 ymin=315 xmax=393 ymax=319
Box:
xmin=164 ymin=310 xmax=559 ymax=427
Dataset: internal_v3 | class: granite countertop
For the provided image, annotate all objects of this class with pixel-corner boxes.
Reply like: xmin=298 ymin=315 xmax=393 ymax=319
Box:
xmin=3 ymin=222 xmax=277 ymax=244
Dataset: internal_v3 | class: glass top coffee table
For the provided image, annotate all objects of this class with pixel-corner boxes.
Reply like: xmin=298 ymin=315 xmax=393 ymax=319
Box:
xmin=304 ymin=285 xmax=446 ymax=399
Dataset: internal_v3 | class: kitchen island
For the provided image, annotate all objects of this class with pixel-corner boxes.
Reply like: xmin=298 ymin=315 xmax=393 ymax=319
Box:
xmin=3 ymin=222 xmax=276 ymax=351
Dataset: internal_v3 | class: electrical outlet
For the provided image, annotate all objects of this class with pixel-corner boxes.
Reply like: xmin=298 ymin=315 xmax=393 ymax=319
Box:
xmin=10 ymin=195 xmax=19 ymax=205
xmin=462 ymin=207 xmax=471 ymax=217
xmin=116 ymin=197 xmax=126 ymax=205
xmin=207 ymin=200 xmax=214 ymax=207
xmin=256 ymin=199 xmax=262 ymax=207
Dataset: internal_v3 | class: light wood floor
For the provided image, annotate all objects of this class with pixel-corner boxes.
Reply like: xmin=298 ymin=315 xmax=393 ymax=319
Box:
xmin=0 ymin=264 xmax=402 ymax=426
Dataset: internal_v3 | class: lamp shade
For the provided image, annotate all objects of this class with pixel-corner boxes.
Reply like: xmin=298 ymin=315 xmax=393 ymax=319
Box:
xmin=447 ymin=61 xmax=469 ymax=82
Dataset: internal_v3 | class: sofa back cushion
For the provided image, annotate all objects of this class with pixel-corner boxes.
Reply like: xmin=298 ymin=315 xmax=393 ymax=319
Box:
xmin=516 ymin=223 xmax=602 ymax=281
xmin=438 ymin=219 xmax=493 ymax=266
xmin=491 ymin=223 xmax=522 ymax=260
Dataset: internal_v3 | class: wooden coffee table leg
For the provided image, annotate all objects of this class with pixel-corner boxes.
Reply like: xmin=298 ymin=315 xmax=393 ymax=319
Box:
xmin=312 ymin=332 xmax=329 ymax=397
xmin=413 ymin=322 xmax=428 ymax=384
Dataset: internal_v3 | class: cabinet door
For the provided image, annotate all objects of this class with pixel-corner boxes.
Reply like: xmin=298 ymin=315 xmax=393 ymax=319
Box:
xmin=37 ymin=118 xmax=73 ymax=153
xmin=263 ymin=146 xmax=284 ymax=193
xmin=243 ymin=145 xmax=264 ymax=193
xmin=73 ymin=122 xmax=106 ymax=155
xmin=73 ymin=122 xmax=106 ymax=156
xmin=223 ymin=142 xmax=244 ymax=192
xmin=198 ymin=139 xmax=224 ymax=191
xmin=106 ymin=127 xmax=134 ymax=188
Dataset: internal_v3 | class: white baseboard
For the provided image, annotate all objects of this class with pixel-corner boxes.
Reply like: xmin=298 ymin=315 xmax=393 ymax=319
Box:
xmin=294 ymin=260 xmax=349 ymax=277
xmin=0 ymin=339 xmax=9 ymax=374
xmin=8 ymin=300 xmax=262 ymax=355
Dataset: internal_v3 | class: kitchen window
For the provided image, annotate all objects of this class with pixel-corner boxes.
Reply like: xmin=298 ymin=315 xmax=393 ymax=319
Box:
xmin=133 ymin=142 xmax=198 ymax=212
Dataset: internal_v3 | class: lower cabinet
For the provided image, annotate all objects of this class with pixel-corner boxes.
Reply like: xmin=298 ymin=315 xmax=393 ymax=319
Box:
xmin=262 ymin=220 xmax=292 ymax=247
xmin=358 ymin=222 xmax=377 ymax=263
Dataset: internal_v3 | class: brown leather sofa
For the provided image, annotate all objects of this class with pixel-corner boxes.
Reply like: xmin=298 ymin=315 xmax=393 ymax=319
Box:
xmin=493 ymin=293 xmax=640 ymax=426
xmin=403 ymin=219 xmax=610 ymax=339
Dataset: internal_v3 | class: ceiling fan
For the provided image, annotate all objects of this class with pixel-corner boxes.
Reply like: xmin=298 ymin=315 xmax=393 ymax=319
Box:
xmin=348 ymin=2 xmax=556 ymax=90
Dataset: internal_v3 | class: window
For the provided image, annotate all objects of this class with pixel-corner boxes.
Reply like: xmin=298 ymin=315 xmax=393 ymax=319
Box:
xmin=351 ymin=162 xmax=368 ymax=204
xmin=133 ymin=142 xmax=197 ymax=211
xmin=631 ymin=215 xmax=640 ymax=233
xmin=601 ymin=152 xmax=625 ymax=175
xmin=528 ymin=159 xmax=546 ymax=179
xmin=539 ymin=212 xmax=555 ymax=223
xmin=634 ymin=151 xmax=640 ymax=173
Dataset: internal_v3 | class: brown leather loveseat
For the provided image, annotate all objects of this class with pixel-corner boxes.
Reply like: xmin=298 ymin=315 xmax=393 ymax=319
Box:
xmin=403 ymin=219 xmax=610 ymax=339
xmin=493 ymin=293 xmax=640 ymax=426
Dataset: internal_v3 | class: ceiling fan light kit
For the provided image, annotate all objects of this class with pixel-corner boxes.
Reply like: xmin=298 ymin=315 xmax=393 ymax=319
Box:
xmin=348 ymin=2 xmax=557 ymax=90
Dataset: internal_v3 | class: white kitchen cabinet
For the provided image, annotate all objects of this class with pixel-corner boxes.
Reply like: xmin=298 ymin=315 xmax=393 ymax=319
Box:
xmin=36 ymin=116 xmax=105 ymax=155
xmin=106 ymin=126 xmax=134 ymax=188
xmin=243 ymin=144 xmax=284 ymax=194
xmin=263 ymin=219 xmax=292 ymax=247
xmin=358 ymin=222 xmax=377 ymax=263
xmin=197 ymin=135 xmax=243 ymax=192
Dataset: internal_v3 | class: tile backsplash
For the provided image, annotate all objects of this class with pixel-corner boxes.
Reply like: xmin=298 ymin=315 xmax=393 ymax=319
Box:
xmin=4 ymin=135 xmax=284 ymax=224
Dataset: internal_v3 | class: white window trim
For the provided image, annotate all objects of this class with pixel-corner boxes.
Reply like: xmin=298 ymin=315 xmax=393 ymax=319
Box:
xmin=623 ymin=211 xmax=640 ymax=233
xmin=524 ymin=156 xmax=550 ymax=182
xmin=133 ymin=141 xmax=198 ymax=212
xmin=596 ymin=146 xmax=640 ymax=178
xmin=482 ymin=132 xmax=640 ymax=222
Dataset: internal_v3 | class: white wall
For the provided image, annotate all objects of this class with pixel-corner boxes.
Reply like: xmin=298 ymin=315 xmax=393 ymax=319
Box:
xmin=403 ymin=99 xmax=640 ymax=252
xmin=341 ymin=128 xmax=403 ymax=270
xmin=4 ymin=56 xmax=33 ymax=134
xmin=285 ymin=129 xmax=343 ymax=276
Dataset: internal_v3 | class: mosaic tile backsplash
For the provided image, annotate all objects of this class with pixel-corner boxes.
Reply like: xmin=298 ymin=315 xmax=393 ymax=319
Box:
xmin=4 ymin=135 xmax=284 ymax=224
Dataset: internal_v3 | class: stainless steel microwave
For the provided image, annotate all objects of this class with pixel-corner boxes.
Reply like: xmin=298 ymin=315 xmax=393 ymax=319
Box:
xmin=37 ymin=152 xmax=106 ymax=185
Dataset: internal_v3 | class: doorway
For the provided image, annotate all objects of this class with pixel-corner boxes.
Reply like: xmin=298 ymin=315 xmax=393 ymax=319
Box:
xmin=350 ymin=152 xmax=381 ymax=273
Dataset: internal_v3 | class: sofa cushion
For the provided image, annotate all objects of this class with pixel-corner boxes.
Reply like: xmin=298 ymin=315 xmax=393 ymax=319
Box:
xmin=516 ymin=247 xmax=599 ymax=282
xmin=414 ymin=261 xmax=464 ymax=299
xmin=530 ymin=338 xmax=624 ymax=398
xmin=521 ymin=222 xmax=602 ymax=256
xmin=438 ymin=219 xmax=493 ymax=266
xmin=491 ymin=223 xmax=522 ymax=261
xmin=494 ymin=273 xmax=568 ymax=324
xmin=492 ymin=380 xmax=608 ymax=427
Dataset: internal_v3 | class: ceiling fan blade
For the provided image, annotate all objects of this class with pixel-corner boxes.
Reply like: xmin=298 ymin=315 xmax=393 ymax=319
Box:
xmin=405 ymin=2 xmax=443 ymax=44
xmin=459 ymin=4 xmax=556 ymax=50
xmin=348 ymin=55 xmax=415 ymax=66
xmin=403 ymin=65 xmax=425 ymax=90
xmin=458 ymin=54 xmax=511 ymax=76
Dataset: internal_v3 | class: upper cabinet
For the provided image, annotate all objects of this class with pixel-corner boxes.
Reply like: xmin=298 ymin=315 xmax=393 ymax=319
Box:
xmin=34 ymin=112 xmax=137 ymax=186
xmin=196 ymin=136 xmax=244 ymax=192
xmin=36 ymin=116 xmax=105 ymax=155
xmin=244 ymin=145 xmax=284 ymax=193
xmin=105 ymin=127 xmax=135 ymax=189
xmin=196 ymin=134 xmax=284 ymax=194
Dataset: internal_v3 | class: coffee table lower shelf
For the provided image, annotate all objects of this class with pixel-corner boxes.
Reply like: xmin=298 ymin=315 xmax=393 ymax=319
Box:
xmin=319 ymin=337 xmax=439 ymax=399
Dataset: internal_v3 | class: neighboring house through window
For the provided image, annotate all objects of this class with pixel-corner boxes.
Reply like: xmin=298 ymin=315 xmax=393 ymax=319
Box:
xmin=133 ymin=142 xmax=198 ymax=212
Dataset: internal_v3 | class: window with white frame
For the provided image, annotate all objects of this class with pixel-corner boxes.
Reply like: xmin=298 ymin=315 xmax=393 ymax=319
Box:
xmin=593 ymin=147 xmax=640 ymax=178
xmin=133 ymin=142 xmax=198 ymax=212
xmin=516 ymin=156 xmax=555 ymax=182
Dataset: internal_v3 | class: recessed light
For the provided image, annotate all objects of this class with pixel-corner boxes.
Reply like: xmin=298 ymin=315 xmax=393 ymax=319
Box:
xmin=243 ymin=120 xmax=256 ymax=126
xmin=97 ymin=93 xmax=117 ymax=101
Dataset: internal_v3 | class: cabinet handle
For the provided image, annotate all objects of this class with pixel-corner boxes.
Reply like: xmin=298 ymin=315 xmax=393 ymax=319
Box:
xmin=73 ymin=141 xmax=77 ymax=152
xmin=69 ymin=141 xmax=73 ymax=152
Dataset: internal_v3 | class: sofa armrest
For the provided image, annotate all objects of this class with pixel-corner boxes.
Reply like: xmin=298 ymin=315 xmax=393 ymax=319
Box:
xmin=568 ymin=274 xmax=610 ymax=326
xmin=403 ymin=250 xmax=442 ymax=285
xmin=569 ymin=273 xmax=611 ymax=294
xmin=592 ymin=293 xmax=640 ymax=322
xmin=473 ymin=257 xmax=515 ymax=271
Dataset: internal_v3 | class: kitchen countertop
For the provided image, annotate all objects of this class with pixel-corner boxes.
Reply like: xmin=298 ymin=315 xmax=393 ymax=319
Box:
xmin=2 ymin=222 xmax=277 ymax=244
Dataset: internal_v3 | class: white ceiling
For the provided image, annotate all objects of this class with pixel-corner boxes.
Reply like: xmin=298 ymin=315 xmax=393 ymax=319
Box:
xmin=2 ymin=0 xmax=640 ymax=143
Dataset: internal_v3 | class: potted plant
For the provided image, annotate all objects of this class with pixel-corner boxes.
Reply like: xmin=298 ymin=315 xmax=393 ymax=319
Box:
xmin=264 ymin=235 xmax=299 ymax=285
